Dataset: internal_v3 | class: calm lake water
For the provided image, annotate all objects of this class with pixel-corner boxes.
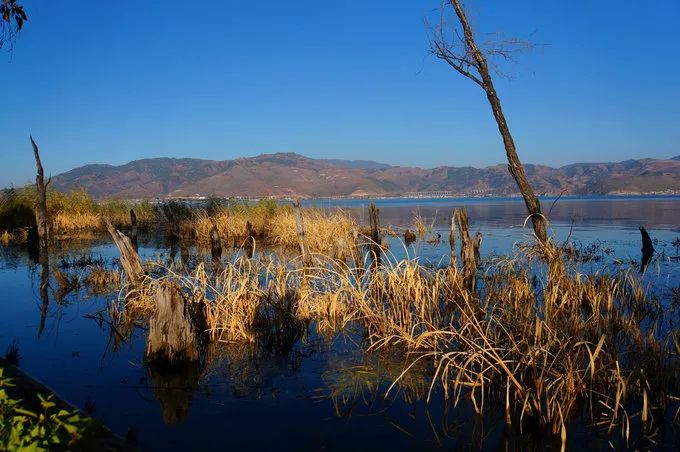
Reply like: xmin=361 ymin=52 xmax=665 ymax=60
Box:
xmin=1 ymin=196 xmax=679 ymax=450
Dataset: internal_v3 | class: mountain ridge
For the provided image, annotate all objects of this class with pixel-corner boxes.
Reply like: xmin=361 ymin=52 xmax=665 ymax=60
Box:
xmin=51 ymin=152 xmax=680 ymax=199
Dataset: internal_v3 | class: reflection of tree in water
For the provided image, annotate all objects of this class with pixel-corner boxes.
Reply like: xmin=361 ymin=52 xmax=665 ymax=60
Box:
xmin=319 ymin=353 xmax=577 ymax=450
xmin=146 ymin=359 xmax=202 ymax=424
xmin=200 ymin=329 xmax=315 ymax=399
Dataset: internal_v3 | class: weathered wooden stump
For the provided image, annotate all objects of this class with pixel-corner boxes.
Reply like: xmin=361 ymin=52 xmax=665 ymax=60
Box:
xmin=454 ymin=208 xmax=481 ymax=291
xmin=145 ymin=281 xmax=199 ymax=363
xmin=244 ymin=220 xmax=255 ymax=258
xmin=449 ymin=210 xmax=457 ymax=268
xmin=639 ymin=226 xmax=655 ymax=274
xmin=105 ymin=219 xmax=144 ymax=285
xmin=30 ymin=136 xmax=49 ymax=257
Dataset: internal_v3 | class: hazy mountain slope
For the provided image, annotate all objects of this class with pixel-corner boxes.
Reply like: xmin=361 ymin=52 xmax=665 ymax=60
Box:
xmin=51 ymin=153 xmax=680 ymax=199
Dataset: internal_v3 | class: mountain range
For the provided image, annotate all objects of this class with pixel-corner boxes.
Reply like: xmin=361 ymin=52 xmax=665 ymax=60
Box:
xmin=51 ymin=152 xmax=680 ymax=199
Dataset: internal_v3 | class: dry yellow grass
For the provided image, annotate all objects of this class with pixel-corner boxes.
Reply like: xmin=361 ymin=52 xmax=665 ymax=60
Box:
xmin=192 ymin=205 xmax=356 ymax=257
xmin=110 ymin=233 xmax=678 ymax=447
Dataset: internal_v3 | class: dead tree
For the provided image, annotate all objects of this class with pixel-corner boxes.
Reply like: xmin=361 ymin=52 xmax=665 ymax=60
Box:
xmin=244 ymin=220 xmax=255 ymax=259
xmin=639 ymin=226 xmax=655 ymax=274
xmin=454 ymin=208 xmax=481 ymax=290
xmin=30 ymin=136 xmax=49 ymax=254
xmin=105 ymin=219 xmax=144 ymax=284
xmin=449 ymin=210 xmax=457 ymax=267
xmin=145 ymin=281 xmax=199 ymax=364
xmin=294 ymin=200 xmax=312 ymax=267
xmin=368 ymin=203 xmax=382 ymax=267
xmin=432 ymin=0 xmax=548 ymax=244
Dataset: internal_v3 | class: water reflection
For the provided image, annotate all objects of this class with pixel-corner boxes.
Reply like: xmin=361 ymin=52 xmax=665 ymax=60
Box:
xmin=146 ymin=360 xmax=202 ymax=424
xmin=1 ymin=197 xmax=680 ymax=450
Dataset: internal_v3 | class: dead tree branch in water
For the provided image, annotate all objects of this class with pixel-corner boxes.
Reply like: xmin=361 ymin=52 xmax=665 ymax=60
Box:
xmin=430 ymin=0 xmax=548 ymax=244
xmin=30 ymin=136 xmax=50 ymax=260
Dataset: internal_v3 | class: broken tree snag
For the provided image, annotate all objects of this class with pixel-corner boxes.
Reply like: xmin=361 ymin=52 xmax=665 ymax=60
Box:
xmin=639 ymin=226 xmax=655 ymax=274
xmin=294 ymin=199 xmax=312 ymax=267
xmin=454 ymin=208 xmax=480 ymax=291
xmin=145 ymin=281 xmax=199 ymax=364
xmin=129 ymin=209 xmax=139 ymax=252
xmin=449 ymin=210 xmax=457 ymax=268
xmin=368 ymin=203 xmax=381 ymax=267
xmin=244 ymin=220 xmax=255 ymax=259
xmin=30 ymin=136 xmax=49 ymax=254
xmin=105 ymin=219 xmax=144 ymax=285
xmin=209 ymin=218 xmax=222 ymax=265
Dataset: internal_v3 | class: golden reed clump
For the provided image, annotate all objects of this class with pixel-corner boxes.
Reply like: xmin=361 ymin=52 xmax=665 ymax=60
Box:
xmin=110 ymin=224 xmax=678 ymax=448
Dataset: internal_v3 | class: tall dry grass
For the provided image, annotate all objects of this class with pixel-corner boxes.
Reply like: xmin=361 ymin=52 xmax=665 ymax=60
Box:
xmin=109 ymin=227 xmax=678 ymax=446
xmin=191 ymin=203 xmax=356 ymax=257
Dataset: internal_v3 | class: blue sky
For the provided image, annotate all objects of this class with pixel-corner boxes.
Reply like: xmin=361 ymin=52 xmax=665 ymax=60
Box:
xmin=1 ymin=0 xmax=679 ymax=187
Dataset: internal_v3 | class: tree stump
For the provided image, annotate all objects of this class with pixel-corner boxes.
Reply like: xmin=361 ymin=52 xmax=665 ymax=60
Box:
xmin=639 ymin=226 xmax=655 ymax=274
xmin=454 ymin=208 xmax=481 ymax=291
xmin=145 ymin=281 xmax=199 ymax=363
xmin=105 ymin=219 xmax=144 ymax=285
xmin=30 ymin=136 xmax=49 ymax=258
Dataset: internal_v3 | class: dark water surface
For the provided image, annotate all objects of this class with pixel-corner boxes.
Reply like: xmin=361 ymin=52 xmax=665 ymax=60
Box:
xmin=1 ymin=196 xmax=679 ymax=450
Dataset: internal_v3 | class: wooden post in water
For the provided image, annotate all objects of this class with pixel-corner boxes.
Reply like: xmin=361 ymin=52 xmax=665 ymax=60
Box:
xmin=639 ymin=226 xmax=655 ymax=274
xmin=368 ymin=203 xmax=381 ymax=267
xmin=105 ymin=219 xmax=144 ymax=285
xmin=294 ymin=200 xmax=312 ymax=267
xmin=145 ymin=281 xmax=199 ymax=364
xmin=30 ymin=137 xmax=49 ymax=256
xmin=129 ymin=209 xmax=139 ymax=252
xmin=454 ymin=208 xmax=481 ymax=291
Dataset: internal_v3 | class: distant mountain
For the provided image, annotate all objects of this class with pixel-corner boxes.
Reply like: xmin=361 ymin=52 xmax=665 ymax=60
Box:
xmin=51 ymin=152 xmax=680 ymax=199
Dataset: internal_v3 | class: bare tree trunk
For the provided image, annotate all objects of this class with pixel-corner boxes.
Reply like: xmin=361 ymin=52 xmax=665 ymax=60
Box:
xmin=105 ymin=219 xmax=144 ymax=285
xmin=30 ymin=136 xmax=49 ymax=253
xmin=639 ymin=226 xmax=655 ymax=274
xmin=445 ymin=1 xmax=548 ymax=244
xmin=449 ymin=210 xmax=457 ymax=267
xmin=368 ymin=203 xmax=381 ymax=267
xmin=454 ymin=208 xmax=481 ymax=291
xmin=145 ymin=281 xmax=199 ymax=363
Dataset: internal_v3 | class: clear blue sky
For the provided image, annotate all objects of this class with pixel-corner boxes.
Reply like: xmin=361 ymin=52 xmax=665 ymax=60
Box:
xmin=1 ymin=0 xmax=679 ymax=187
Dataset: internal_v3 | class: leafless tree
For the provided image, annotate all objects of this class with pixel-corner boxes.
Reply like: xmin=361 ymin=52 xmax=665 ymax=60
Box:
xmin=431 ymin=0 xmax=548 ymax=244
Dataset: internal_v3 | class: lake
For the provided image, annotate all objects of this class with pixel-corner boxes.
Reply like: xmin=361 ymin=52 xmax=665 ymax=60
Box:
xmin=1 ymin=196 xmax=679 ymax=450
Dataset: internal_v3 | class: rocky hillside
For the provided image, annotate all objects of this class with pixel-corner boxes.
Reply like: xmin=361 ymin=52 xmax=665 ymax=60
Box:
xmin=51 ymin=153 xmax=680 ymax=199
